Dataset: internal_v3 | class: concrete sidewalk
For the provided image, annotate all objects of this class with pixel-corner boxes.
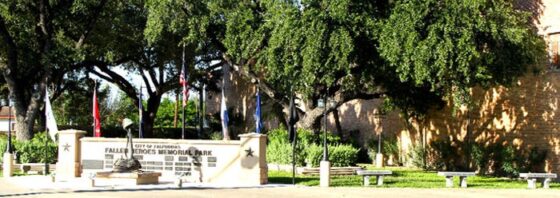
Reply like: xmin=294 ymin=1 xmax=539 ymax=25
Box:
xmin=1 ymin=176 xmax=559 ymax=198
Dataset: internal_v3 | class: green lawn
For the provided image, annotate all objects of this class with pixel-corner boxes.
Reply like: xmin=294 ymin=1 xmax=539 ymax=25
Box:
xmin=269 ymin=166 xmax=560 ymax=189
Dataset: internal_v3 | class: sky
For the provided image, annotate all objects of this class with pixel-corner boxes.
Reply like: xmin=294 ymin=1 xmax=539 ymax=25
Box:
xmin=91 ymin=66 xmax=200 ymax=103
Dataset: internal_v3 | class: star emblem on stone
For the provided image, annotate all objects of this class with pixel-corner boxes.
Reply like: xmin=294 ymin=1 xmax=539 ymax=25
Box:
xmin=63 ymin=143 xmax=71 ymax=152
xmin=245 ymin=147 xmax=254 ymax=157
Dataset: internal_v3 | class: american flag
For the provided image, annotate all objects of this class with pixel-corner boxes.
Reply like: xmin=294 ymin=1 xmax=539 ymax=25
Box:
xmin=179 ymin=63 xmax=189 ymax=107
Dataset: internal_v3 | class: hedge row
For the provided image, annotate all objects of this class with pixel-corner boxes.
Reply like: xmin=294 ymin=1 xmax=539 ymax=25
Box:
xmin=266 ymin=128 xmax=359 ymax=167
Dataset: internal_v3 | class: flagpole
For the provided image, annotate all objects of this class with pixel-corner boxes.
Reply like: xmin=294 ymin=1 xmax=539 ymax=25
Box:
xmin=289 ymin=89 xmax=296 ymax=185
xmin=44 ymin=88 xmax=49 ymax=175
xmin=139 ymin=84 xmax=143 ymax=138
xmin=181 ymin=44 xmax=186 ymax=139
xmin=93 ymin=81 xmax=97 ymax=137
xmin=182 ymin=94 xmax=185 ymax=139
xmin=198 ymin=83 xmax=203 ymax=138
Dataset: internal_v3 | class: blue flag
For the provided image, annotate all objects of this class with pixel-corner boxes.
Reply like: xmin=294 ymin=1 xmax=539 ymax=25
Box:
xmin=220 ymin=89 xmax=229 ymax=139
xmin=255 ymin=88 xmax=263 ymax=133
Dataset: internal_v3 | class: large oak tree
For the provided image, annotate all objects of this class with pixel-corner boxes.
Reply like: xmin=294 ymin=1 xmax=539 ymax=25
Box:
xmin=0 ymin=0 xmax=109 ymax=140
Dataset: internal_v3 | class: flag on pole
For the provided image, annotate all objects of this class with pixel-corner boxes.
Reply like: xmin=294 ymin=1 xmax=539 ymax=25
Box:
xmin=179 ymin=56 xmax=189 ymax=107
xmin=93 ymin=84 xmax=101 ymax=137
xmin=220 ymin=88 xmax=229 ymax=140
xmin=255 ymin=88 xmax=263 ymax=133
xmin=45 ymin=89 xmax=58 ymax=141
xmin=139 ymin=84 xmax=144 ymax=138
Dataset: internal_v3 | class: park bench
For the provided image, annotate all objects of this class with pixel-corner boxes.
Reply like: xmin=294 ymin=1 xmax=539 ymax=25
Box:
xmin=301 ymin=167 xmax=363 ymax=176
xmin=356 ymin=170 xmax=392 ymax=186
xmin=437 ymin=171 xmax=476 ymax=188
xmin=19 ymin=163 xmax=55 ymax=175
xmin=519 ymin=173 xmax=557 ymax=189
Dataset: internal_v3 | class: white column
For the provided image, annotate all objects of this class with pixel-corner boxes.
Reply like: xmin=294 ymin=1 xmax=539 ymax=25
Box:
xmin=239 ymin=133 xmax=268 ymax=185
xmin=320 ymin=160 xmax=331 ymax=187
xmin=375 ymin=153 xmax=384 ymax=168
xmin=56 ymin=129 xmax=86 ymax=181
xmin=2 ymin=153 xmax=14 ymax=177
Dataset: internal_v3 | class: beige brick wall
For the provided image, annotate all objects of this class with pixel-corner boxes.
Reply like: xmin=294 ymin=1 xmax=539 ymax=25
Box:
xmin=399 ymin=72 xmax=560 ymax=174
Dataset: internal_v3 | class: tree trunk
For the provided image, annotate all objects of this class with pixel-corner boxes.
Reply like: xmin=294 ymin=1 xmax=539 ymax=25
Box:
xmin=15 ymin=113 xmax=34 ymax=140
xmin=13 ymin=90 xmax=43 ymax=141
xmin=298 ymin=107 xmax=324 ymax=129
xmin=333 ymin=109 xmax=343 ymax=139
xmin=142 ymin=94 xmax=162 ymax=138
xmin=143 ymin=115 xmax=155 ymax=138
xmin=174 ymin=91 xmax=179 ymax=128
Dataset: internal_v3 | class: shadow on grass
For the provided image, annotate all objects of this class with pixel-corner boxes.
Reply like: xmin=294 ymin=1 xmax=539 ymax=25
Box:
xmin=268 ymin=176 xmax=317 ymax=185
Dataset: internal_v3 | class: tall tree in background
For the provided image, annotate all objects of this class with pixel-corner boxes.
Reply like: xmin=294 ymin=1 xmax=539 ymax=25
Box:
xmin=0 ymin=0 xmax=109 ymax=140
xmin=145 ymin=0 xmax=544 ymax=131
xmin=81 ymin=0 xmax=221 ymax=138
xmin=378 ymin=0 xmax=545 ymax=112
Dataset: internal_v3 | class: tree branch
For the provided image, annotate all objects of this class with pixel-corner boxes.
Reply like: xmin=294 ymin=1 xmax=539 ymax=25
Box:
xmin=75 ymin=0 xmax=108 ymax=49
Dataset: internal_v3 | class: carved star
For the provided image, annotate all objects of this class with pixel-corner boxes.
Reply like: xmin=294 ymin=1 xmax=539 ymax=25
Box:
xmin=63 ymin=143 xmax=71 ymax=152
xmin=245 ymin=147 xmax=254 ymax=157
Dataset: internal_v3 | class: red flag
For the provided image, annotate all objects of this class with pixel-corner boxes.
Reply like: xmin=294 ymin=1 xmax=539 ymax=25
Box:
xmin=93 ymin=88 xmax=101 ymax=137
xmin=179 ymin=64 xmax=189 ymax=107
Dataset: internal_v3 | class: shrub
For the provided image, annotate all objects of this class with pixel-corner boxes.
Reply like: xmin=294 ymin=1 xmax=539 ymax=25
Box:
xmin=305 ymin=144 xmax=323 ymax=167
xmin=468 ymin=143 xmax=547 ymax=177
xmin=408 ymin=143 xmax=428 ymax=170
xmin=267 ymin=128 xmax=359 ymax=167
xmin=471 ymin=143 xmax=490 ymax=173
xmin=368 ymin=135 xmax=400 ymax=164
xmin=496 ymin=145 xmax=519 ymax=176
xmin=329 ymin=144 xmax=359 ymax=167
xmin=521 ymin=147 xmax=547 ymax=173
xmin=266 ymin=128 xmax=306 ymax=166
xmin=209 ymin=132 xmax=223 ymax=140
xmin=0 ymin=137 xmax=6 ymax=164
xmin=430 ymin=139 xmax=459 ymax=171
xmin=14 ymin=132 xmax=58 ymax=164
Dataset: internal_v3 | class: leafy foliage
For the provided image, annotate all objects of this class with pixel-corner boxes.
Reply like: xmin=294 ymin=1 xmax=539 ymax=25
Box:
xmin=368 ymin=135 xmax=400 ymax=164
xmin=267 ymin=128 xmax=358 ymax=167
xmin=14 ymin=132 xmax=57 ymax=164
xmin=379 ymin=0 xmax=546 ymax=106
xmin=155 ymin=98 xmax=197 ymax=128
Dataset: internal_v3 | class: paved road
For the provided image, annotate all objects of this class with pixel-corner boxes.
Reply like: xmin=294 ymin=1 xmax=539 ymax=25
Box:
xmin=3 ymin=186 xmax=560 ymax=198
xmin=2 ymin=177 xmax=560 ymax=198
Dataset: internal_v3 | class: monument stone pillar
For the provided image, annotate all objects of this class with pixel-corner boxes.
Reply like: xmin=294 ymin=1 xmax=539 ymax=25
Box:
xmin=3 ymin=152 xmax=14 ymax=177
xmin=56 ymin=129 xmax=86 ymax=180
xmin=239 ymin=133 xmax=268 ymax=185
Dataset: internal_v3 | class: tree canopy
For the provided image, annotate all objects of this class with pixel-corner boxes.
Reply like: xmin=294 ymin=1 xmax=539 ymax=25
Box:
xmin=0 ymin=0 xmax=546 ymax=139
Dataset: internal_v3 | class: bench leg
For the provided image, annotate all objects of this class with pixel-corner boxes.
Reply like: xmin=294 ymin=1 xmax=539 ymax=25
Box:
xmin=89 ymin=178 xmax=95 ymax=187
xmin=527 ymin=178 xmax=537 ymax=189
xmin=364 ymin=176 xmax=370 ymax=186
xmin=459 ymin=176 xmax=467 ymax=188
xmin=543 ymin=178 xmax=551 ymax=189
xmin=445 ymin=176 xmax=453 ymax=188
xmin=376 ymin=176 xmax=384 ymax=186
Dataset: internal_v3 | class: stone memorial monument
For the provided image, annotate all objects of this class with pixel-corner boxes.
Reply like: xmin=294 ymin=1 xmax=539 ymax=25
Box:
xmin=94 ymin=118 xmax=161 ymax=185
